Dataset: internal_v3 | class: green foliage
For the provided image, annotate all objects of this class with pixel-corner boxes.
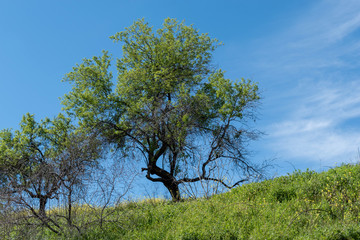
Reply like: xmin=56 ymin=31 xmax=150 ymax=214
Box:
xmin=61 ymin=51 xmax=117 ymax=127
xmin=62 ymin=17 xmax=261 ymax=201
xmin=0 ymin=113 xmax=103 ymax=237
xmin=0 ymin=113 xmax=73 ymax=186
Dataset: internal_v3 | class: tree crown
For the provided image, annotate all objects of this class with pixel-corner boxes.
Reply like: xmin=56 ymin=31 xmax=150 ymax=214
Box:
xmin=61 ymin=18 xmax=261 ymax=201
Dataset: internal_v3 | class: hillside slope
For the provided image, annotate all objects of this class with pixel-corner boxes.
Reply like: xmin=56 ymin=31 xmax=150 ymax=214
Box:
xmin=76 ymin=163 xmax=360 ymax=239
xmin=23 ymin=164 xmax=360 ymax=239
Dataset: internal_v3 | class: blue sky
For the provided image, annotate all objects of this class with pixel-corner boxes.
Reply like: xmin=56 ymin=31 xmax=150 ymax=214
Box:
xmin=1 ymin=0 xmax=360 ymax=188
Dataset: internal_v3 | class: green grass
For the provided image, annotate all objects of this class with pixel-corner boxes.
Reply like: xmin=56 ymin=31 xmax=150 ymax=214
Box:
xmin=5 ymin=163 xmax=360 ymax=239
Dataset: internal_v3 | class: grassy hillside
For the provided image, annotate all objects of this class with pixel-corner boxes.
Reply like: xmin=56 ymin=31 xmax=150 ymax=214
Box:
xmin=8 ymin=163 xmax=360 ymax=239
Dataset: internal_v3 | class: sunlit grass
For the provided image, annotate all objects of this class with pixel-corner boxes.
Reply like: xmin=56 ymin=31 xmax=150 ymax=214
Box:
xmin=3 ymin=163 xmax=360 ymax=239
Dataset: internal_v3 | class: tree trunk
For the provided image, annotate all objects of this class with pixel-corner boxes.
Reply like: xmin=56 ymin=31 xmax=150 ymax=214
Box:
xmin=67 ymin=188 xmax=72 ymax=227
xmin=163 ymin=181 xmax=181 ymax=202
xmin=39 ymin=196 xmax=47 ymax=218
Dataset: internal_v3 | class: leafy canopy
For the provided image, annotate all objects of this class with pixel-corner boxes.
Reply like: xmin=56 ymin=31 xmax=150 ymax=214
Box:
xmin=0 ymin=113 xmax=73 ymax=182
xmin=62 ymin=18 xmax=261 ymax=200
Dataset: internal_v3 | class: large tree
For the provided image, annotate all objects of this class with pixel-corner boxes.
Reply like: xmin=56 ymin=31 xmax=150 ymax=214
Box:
xmin=62 ymin=18 xmax=262 ymax=201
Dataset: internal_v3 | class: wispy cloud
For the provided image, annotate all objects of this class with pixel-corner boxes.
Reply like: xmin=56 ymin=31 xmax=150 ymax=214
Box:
xmin=288 ymin=0 xmax=360 ymax=48
xmin=257 ymin=0 xmax=360 ymax=166
xmin=257 ymin=0 xmax=360 ymax=73
xmin=268 ymin=82 xmax=360 ymax=164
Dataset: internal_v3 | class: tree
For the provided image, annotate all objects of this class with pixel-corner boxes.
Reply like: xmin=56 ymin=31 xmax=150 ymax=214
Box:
xmin=0 ymin=113 xmax=102 ymax=235
xmin=62 ymin=18 xmax=262 ymax=201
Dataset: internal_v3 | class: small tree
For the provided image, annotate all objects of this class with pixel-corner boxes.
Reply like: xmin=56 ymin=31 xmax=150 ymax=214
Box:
xmin=62 ymin=18 xmax=263 ymax=201
xmin=0 ymin=113 xmax=101 ymax=235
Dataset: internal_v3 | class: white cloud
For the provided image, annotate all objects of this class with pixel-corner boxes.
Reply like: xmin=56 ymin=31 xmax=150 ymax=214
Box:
xmin=269 ymin=127 xmax=360 ymax=165
xmin=227 ymin=0 xmax=360 ymax=171
xmin=253 ymin=0 xmax=360 ymax=166
xmin=272 ymin=119 xmax=331 ymax=137
xmin=255 ymin=0 xmax=360 ymax=75
xmin=301 ymin=83 xmax=360 ymax=123
xmin=267 ymin=82 xmax=360 ymax=165
xmin=288 ymin=1 xmax=360 ymax=47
